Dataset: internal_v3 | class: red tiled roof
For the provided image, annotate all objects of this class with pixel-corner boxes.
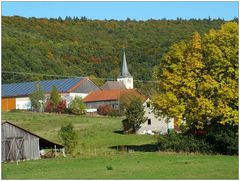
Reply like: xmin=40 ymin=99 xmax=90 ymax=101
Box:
xmin=83 ymin=89 xmax=144 ymax=102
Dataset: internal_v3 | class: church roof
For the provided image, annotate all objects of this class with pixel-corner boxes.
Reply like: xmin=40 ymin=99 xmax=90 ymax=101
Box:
xmin=118 ymin=50 xmax=132 ymax=78
xmin=100 ymin=81 xmax=126 ymax=90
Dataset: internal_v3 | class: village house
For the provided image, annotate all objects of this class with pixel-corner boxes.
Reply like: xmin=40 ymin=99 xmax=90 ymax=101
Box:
xmin=137 ymin=98 xmax=175 ymax=135
xmin=1 ymin=77 xmax=99 ymax=111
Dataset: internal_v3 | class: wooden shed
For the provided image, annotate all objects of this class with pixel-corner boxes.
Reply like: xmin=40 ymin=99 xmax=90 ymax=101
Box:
xmin=1 ymin=121 xmax=64 ymax=162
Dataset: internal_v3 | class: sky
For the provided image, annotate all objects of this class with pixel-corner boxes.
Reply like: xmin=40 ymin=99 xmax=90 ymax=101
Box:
xmin=1 ymin=1 xmax=239 ymax=21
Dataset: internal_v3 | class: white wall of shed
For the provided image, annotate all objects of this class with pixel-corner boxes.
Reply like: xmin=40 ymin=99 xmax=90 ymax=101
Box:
xmin=16 ymin=97 xmax=31 ymax=110
xmin=61 ymin=93 xmax=88 ymax=107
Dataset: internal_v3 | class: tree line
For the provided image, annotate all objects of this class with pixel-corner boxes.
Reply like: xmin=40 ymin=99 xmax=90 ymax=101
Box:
xmin=2 ymin=16 xmax=231 ymax=95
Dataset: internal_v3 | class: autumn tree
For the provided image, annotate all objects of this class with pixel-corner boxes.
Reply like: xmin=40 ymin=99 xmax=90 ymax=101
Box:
xmin=153 ymin=22 xmax=238 ymax=130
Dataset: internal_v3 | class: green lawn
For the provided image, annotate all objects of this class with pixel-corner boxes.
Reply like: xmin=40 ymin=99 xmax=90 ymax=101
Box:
xmin=1 ymin=111 xmax=239 ymax=179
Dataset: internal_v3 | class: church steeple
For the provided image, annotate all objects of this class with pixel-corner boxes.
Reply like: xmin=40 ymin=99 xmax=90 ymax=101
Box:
xmin=117 ymin=49 xmax=133 ymax=89
xmin=119 ymin=49 xmax=132 ymax=78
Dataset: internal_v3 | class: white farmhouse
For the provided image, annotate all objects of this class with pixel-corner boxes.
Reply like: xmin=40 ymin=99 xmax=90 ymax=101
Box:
xmin=137 ymin=98 xmax=174 ymax=135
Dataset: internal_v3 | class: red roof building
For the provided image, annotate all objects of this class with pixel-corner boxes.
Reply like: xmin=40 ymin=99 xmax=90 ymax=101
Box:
xmin=83 ymin=89 xmax=145 ymax=109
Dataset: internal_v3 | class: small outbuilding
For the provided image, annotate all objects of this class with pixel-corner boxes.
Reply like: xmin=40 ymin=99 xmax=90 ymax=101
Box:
xmin=1 ymin=121 xmax=64 ymax=162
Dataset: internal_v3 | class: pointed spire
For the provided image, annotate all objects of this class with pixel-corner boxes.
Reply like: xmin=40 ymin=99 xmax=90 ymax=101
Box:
xmin=119 ymin=49 xmax=132 ymax=78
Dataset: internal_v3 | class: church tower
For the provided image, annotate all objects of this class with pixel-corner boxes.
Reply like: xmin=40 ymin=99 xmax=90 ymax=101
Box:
xmin=117 ymin=49 xmax=133 ymax=89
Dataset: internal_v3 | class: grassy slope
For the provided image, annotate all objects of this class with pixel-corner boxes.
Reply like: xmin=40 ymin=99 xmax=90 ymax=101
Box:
xmin=1 ymin=112 xmax=239 ymax=179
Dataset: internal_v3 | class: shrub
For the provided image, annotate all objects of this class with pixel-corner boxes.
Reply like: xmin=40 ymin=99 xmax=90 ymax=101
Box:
xmin=56 ymin=100 xmax=67 ymax=113
xmin=157 ymin=132 xmax=212 ymax=153
xmin=45 ymin=100 xmax=53 ymax=113
xmin=108 ymin=109 xmax=124 ymax=117
xmin=69 ymin=96 xmax=86 ymax=115
xmin=206 ymin=124 xmax=238 ymax=155
xmin=58 ymin=123 xmax=78 ymax=154
xmin=97 ymin=105 xmax=113 ymax=116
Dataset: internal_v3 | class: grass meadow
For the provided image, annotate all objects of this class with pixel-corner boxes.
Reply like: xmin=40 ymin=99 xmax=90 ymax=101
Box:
xmin=1 ymin=111 xmax=239 ymax=179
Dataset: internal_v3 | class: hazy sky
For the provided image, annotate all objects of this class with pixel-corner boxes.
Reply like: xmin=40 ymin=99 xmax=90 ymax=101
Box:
xmin=2 ymin=1 xmax=239 ymax=20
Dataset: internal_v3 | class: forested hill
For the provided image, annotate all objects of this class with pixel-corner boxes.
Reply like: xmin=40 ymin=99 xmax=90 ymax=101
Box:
xmin=2 ymin=16 xmax=228 ymax=85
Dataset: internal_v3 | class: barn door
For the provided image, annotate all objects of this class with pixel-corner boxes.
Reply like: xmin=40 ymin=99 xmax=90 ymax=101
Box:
xmin=5 ymin=137 xmax=25 ymax=161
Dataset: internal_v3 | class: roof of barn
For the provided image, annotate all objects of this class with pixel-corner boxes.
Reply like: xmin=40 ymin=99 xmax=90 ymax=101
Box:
xmin=83 ymin=89 xmax=145 ymax=102
xmin=2 ymin=121 xmax=64 ymax=149
xmin=2 ymin=77 xmax=87 ymax=98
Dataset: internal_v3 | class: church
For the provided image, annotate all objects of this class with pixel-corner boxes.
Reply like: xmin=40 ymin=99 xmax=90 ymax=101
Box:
xmin=100 ymin=50 xmax=133 ymax=90
xmin=83 ymin=50 xmax=144 ymax=110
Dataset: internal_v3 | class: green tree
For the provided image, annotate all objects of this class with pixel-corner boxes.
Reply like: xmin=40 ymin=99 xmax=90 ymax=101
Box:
xmin=69 ymin=96 xmax=86 ymax=115
xmin=58 ymin=123 xmax=78 ymax=154
xmin=153 ymin=22 xmax=238 ymax=130
xmin=50 ymin=85 xmax=61 ymax=111
xmin=122 ymin=98 xmax=146 ymax=133
xmin=29 ymin=82 xmax=45 ymax=112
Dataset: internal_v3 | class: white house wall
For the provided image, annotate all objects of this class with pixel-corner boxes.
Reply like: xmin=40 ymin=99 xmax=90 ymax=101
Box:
xmin=16 ymin=97 xmax=31 ymax=110
xmin=137 ymin=99 xmax=174 ymax=135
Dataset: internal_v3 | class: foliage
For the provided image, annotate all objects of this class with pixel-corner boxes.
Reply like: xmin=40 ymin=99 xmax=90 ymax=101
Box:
xmin=123 ymin=98 xmax=147 ymax=133
xmin=29 ymin=82 xmax=45 ymax=112
xmin=108 ymin=109 xmax=124 ymax=117
xmin=97 ymin=104 xmax=114 ymax=116
xmin=206 ymin=124 xmax=238 ymax=155
xmin=2 ymin=16 xmax=227 ymax=96
xmin=119 ymin=91 xmax=145 ymax=111
xmin=58 ymin=123 xmax=78 ymax=154
xmin=158 ymin=132 xmax=212 ymax=153
xmin=68 ymin=96 xmax=86 ymax=115
xmin=56 ymin=100 xmax=67 ymax=114
xmin=44 ymin=100 xmax=53 ymax=113
xmin=50 ymin=85 xmax=61 ymax=111
xmin=153 ymin=22 xmax=238 ymax=129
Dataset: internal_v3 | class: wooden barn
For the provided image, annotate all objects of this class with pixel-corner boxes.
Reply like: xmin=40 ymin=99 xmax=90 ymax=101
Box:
xmin=1 ymin=121 xmax=64 ymax=162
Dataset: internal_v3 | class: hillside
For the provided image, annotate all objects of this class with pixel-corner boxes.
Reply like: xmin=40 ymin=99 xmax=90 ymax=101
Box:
xmin=2 ymin=16 xmax=228 ymax=88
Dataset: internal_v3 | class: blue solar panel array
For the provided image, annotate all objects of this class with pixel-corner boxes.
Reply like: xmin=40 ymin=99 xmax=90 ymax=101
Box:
xmin=2 ymin=78 xmax=85 ymax=97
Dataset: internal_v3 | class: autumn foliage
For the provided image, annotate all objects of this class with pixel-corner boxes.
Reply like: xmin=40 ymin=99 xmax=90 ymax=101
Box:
xmin=153 ymin=22 xmax=238 ymax=130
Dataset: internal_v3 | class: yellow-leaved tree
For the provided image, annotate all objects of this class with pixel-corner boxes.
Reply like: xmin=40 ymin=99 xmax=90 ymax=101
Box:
xmin=153 ymin=22 xmax=238 ymax=130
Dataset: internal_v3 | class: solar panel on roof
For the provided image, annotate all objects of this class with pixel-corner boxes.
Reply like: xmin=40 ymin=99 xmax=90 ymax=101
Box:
xmin=2 ymin=78 xmax=85 ymax=97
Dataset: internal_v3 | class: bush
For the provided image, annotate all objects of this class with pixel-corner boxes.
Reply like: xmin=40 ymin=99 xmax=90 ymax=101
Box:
xmin=58 ymin=123 xmax=78 ymax=154
xmin=69 ymin=96 xmax=86 ymax=115
xmin=108 ymin=109 xmax=124 ymax=117
xmin=206 ymin=124 xmax=238 ymax=155
xmin=97 ymin=105 xmax=113 ymax=116
xmin=157 ymin=132 xmax=212 ymax=153
xmin=45 ymin=100 xmax=53 ymax=112
xmin=56 ymin=100 xmax=67 ymax=113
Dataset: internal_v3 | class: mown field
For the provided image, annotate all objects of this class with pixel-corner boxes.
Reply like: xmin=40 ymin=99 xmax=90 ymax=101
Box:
xmin=1 ymin=112 xmax=239 ymax=179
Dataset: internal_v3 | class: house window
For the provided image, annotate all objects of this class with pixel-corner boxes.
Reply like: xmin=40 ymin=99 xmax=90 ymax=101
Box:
xmin=148 ymin=119 xmax=151 ymax=125
xmin=147 ymin=102 xmax=150 ymax=108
